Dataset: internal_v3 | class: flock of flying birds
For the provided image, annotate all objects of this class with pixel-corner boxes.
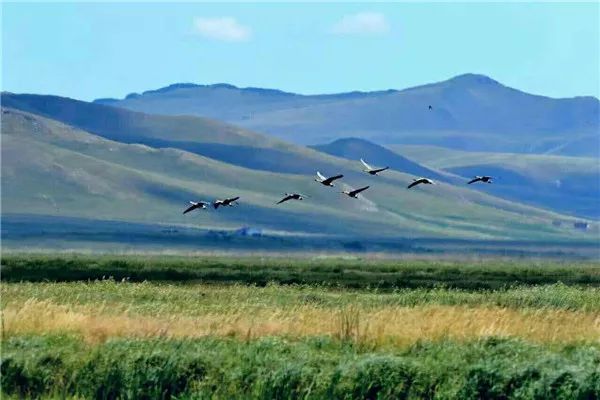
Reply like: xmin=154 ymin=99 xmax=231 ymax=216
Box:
xmin=182 ymin=157 xmax=493 ymax=215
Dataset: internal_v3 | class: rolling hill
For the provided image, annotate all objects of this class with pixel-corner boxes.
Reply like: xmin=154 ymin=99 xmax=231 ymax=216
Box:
xmin=389 ymin=144 xmax=600 ymax=219
xmin=1 ymin=106 xmax=591 ymax=241
xmin=311 ymin=138 xmax=454 ymax=184
xmin=93 ymin=74 xmax=600 ymax=156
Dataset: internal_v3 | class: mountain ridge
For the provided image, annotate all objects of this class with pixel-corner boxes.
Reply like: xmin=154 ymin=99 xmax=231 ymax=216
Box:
xmin=87 ymin=73 xmax=600 ymax=156
xmin=93 ymin=74 xmax=599 ymax=103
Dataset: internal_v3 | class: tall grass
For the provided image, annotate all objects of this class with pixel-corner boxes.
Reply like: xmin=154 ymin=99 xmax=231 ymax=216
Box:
xmin=2 ymin=253 xmax=599 ymax=289
xmin=3 ymin=282 xmax=599 ymax=346
xmin=2 ymin=335 xmax=598 ymax=399
xmin=3 ymin=254 xmax=599 ymax=398
xmin=4 ymin=280 xmax=600 ymax=314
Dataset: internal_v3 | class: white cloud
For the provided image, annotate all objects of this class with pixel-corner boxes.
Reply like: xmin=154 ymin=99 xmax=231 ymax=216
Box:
xmin=331 ymin=12 xmax=390 ymax=36
xmin=193 ymin=17 xmax=251 ymax=42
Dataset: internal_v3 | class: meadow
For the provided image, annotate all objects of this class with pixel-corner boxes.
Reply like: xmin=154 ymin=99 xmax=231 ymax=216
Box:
xmin=1 ymin=254 xmax=599 ymax=399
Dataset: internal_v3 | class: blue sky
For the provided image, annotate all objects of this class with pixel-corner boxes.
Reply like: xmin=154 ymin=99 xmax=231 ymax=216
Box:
xmin=2 ymin=2 xmax=599 ymax=101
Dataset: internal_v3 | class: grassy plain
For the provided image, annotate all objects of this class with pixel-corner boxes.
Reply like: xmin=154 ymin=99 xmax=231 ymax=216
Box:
xmin=1 ymin=254 xmax=599 ymax=399
xmin=3 ymin=253 xmax=600 ymax=288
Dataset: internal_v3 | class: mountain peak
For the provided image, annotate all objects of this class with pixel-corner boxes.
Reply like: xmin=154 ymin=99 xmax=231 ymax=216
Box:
xmin=447 ymin=73 xmax=500 ymax=86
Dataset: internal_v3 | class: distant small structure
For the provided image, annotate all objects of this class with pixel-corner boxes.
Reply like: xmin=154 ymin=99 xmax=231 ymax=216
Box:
xmin=574 ymin=221 xmax=589 ymax=231
xmin=234 ymin=226 xmax=263 ymax=237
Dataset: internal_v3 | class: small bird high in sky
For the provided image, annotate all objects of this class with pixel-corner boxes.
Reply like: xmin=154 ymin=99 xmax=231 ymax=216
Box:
xmin=342 ymin=185 xmax=370 ymax=198
xmin=315 ymin=171 xmax=344 ymax=187
xmin=213 ymin=196 xmax=240 ymax=209
xmin=468 ymin=176 xmax=493 ymax=184
xmin=360 ymin=159 xmax=389 ymax=175
xmin=407 ymin=178 xmax=435 ymax=189
xmin=276 ymin=193 xmax=307 ymax=204
xmin=182 ymin=201 xmax=210 ymax=214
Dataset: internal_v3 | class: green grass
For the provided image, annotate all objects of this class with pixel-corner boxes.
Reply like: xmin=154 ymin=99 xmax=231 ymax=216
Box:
xmin=3 ymin=253 xmax=600 ymax=289
xmin=4 ymin=255 xmax=600 ymax=398
xmin=2 ymin=335 xmax=598 ymax=399
xmin=4 ymin=280 xmax=600 ymax=314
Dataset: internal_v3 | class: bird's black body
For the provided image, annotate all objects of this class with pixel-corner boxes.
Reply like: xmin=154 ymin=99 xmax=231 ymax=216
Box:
xmin=366 ymin=167 xmax=389 ymax=175
xmin=343 ymin=186 xmax=370 ymax=198
xmin=360 ymin=159 xmax=389 ymax=176
xmin=182 ymin=201 xmax=209 ymax=214
xmin=408 ymin=178 xmax=434 ymax=189
xmin=468 ymin=176 xmax=493 ymax=184
xmin=277 ymin=193 xmax=305 ymax=204
xmin=316 ymin=172 xmax=344 ymax=187
xmin=213 ymin=196 xmax=240 ymax=209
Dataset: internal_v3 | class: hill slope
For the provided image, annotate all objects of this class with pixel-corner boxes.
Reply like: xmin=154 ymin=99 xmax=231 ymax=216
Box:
xmin=92 ymin=74 xmax=600 ymax=156
xmin=311 ymin=138 xmax=453 ymax=184
xmin=1 ymin=107 xmax=589 ymax=240
xmin=390 ymin=144 xmax=600 ymax=219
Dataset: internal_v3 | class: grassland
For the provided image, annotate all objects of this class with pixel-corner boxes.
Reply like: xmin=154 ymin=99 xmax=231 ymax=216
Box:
xmin=2 ymin=254 xmax=599 ymax=399
xmin=3 ymin=335 xmax=599 ymax=399
xmin=3 ymin=253 xmax=600 ymax=288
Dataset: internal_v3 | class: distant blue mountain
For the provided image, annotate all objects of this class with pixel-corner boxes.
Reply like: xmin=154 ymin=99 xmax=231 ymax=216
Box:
xmin=94 ymin=74 xmax=600 ymax=156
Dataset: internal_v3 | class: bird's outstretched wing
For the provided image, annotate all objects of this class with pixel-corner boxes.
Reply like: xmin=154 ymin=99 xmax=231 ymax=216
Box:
xmin=407 ymin=180 xmax=421 ymax=189
xmin=322 ymin=174 xmax=344 ymax=185
xmin=372 ymin=166 xmax=389 ymax=174
xmin=467 ymin=177 xmax=481 ymax=184
xmin=277 ymin=195 xmax=293 ymax=204
xmin=349 ymin=186 xmax=370 ymax=197
xmin=316 ymin=171 xmax=327 ymax=181
xmin=182 ymin=203 xmax=199 ymax=214
xmin=360 ymin=159 xmax=372 ymax=170
xmin=228 ymin=196 xmax=240 ymax=203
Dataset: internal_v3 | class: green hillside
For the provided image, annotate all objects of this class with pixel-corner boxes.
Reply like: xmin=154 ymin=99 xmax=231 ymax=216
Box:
xmin=389 ymin=144 xmax=600 ymax=219
xmin=1 ymin=107 xmax=593 ymax=240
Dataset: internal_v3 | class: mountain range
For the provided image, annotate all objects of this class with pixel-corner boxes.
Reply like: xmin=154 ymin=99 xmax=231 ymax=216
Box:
xmin=1 ymin=73 xmax=598 ymax=249
xmin=94 ymin=74 xmax=600 ymax=157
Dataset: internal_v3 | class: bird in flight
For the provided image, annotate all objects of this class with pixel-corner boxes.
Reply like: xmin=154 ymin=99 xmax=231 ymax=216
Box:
xmin=213 ymin=196 xmax=240 ymax=209
xmin=315 ymin=171 xmax=344 ymax=187
xmin=276 ymin=193 xmax=307 ymax=204
xmin=407 ymin=178 xmax=435 ymax=189
xmin=360 ymin=159 xmax=389 ymax=175
xmin=428 ymin=105 xmax=433 ymax=110
xmin=468 ymin=176 xmax=493 ymax=184
xmin=342 ymin=185 xmax=370 ymax=198
xmin=182 ymin=201 xmax=210 ymax=214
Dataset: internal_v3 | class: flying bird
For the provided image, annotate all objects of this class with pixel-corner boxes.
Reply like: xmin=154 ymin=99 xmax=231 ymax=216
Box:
xmin=428 ymin=105 xmax=433 ymax=110
xmin=342 ymin=185 xmax=370 ymax=198
xmin=276 ymin=193 xmax=307 ymax=204
xmin=315 ymin=171 xmax=344 ymax=187
xmin=213 ymin=196 xmax=240 ymax=209
xmin=407 ymin=178 xmax=435 ymax=189
xmin=182 ymin=201 xmax=210 ymax=214
xmin=360 ymin=159 xmax=389 ymax=175
xmin=468 ymin=176 xmax=493 ymax=184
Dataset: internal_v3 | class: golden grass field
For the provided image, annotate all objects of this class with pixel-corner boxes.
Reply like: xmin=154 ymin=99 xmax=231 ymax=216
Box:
xmin=3 ymin=281 xmax=599 ymax=348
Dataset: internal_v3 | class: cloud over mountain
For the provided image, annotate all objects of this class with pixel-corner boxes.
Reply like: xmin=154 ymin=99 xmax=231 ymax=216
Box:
xmin=193 ymin=17 xmax=251 ymax=42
